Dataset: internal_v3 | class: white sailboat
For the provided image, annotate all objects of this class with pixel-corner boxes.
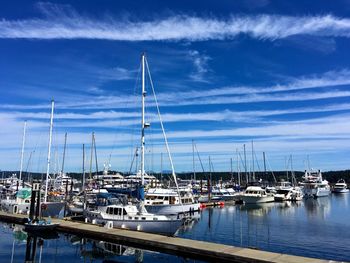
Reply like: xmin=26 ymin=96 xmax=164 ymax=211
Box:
xmin=41 ymin=100 xmax=65 ymax=217
xmin=85 ymin=54 xmax=183 ymax=235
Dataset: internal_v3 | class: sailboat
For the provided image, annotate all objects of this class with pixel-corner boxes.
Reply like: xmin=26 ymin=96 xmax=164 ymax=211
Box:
xmin=41 ymin=100 xmax=66 ymax=217
xmin=85 ymin=54 xmax=183 ymax=235
xmin=140 ymin=55 xmax=200 ymax=215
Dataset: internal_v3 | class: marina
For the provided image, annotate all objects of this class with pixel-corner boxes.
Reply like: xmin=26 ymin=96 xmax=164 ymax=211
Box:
xmin=0 ymin=192 xmax=349 ymax=262
xmin=1 ymin=1 xmax=350 ymax=262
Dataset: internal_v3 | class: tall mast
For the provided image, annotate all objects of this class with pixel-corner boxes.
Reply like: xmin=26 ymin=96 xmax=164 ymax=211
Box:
xmin=82 ymin=144 xmax=86 ymax=210
xmin=141 ymin=53 xmax=146 ymax=186
xmin=61 ymin=132 xmax=67 ymax=175
xmin=244 ymin=144 xmax=248 ymax=184
xmin=192 ymin=139 xmax=196 ymax=181
xmin=236 ymin=149 xmax=241 ymax=186
xmin=251 ymin=140 xmax=255 ymax=181
xmin=230 ymin=157 xmax=233 ymax=181
xmin=19 ymin=121 xmax=27 ymax=183
xmin=291 ymin=154 xmax=295 ymax=186
xmin=263 ymin=151 xmax=267 ymax=176
xmin=89 ymin=132 xmax=94 ymax=180
xmin=44 ymin=100 xmax=54 ymax=203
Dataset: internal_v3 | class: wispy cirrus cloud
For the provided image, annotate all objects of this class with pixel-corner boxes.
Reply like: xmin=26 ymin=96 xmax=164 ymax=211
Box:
xmin=1 ymin=3 xmax=350 ymax=41
xmin=1 ymin=69 xmax=350 ymax=110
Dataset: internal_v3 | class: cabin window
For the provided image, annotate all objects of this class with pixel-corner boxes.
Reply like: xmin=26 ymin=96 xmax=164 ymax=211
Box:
xmin=135 ymin=217 xmax=139 ymax=220
xmin=141 ymin=217 xmax=146 ymax=220
xmin=113 ymin=208 xmax=118 ymax=215
xmin=123 ymin=209 xmax=127 ymax=215
xmin=153 ymin=217 xmax=158 ymax=220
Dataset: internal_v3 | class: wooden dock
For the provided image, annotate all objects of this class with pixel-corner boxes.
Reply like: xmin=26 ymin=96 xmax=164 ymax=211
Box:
xmin=0 ymin=211 xmax=337 ymax=263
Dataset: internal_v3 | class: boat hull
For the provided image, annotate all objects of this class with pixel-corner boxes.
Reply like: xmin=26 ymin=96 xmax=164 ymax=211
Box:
xmin=24 ymin=223 xmax=59 ymax=232
xmin=332 ymin=188 xmax=349 ymax=193
xmin=86 ymin=214 xmax=182 ymax=235
xmin=241 ymin=195 xmax=274 ymax=204
xmin=0 ymin=200 xmax=30 ymax=214
xmin=145 ymin=203 xmax=200 ymax=215
xmin=304 ymin=187 xmax=330 ymax=198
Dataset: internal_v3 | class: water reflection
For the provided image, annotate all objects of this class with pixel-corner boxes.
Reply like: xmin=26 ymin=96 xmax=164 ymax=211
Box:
xmin=177 ymin=195 xmax=350 ymax=261
xmin=0 ymin=222 xmax=200 ymax=263
xmin=239 ymin=202 xmax=275 ymax=217
xmin=332 ymin=192 xmax=349 ymax=207
xmin=304 ymin=197 xmax=331 ymax=219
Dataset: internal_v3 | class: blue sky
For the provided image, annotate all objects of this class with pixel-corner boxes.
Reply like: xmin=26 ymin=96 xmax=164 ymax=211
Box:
xmin=1 ymin=0 xmax=350 ymax=174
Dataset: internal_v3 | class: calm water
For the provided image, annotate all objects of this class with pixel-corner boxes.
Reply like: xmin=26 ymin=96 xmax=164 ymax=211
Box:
xmin=178 ymin=193 xmax=350 ymax=261
xmin=0 ymin=193 xmax=349 ymax=262
xmin=0 ymin=224 xmax=202 ymax=262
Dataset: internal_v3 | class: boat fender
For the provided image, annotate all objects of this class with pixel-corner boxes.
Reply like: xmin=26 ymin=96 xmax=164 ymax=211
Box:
xmin=85 ymin=218 xmax=88 ymax=223
xmin=137 ymin=225 xmax=141 ymax=231
xmin=121 ymin=224 xmax=126 ymax=229
xmin=13 ymin=205 xmax=18 ymax=214
xmin=92 ymin=219 xmax=97 ymax=225
xmin=104 ymin=221 xmax=113 ymax=229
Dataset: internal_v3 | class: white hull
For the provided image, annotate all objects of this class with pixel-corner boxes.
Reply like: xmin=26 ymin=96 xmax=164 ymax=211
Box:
xmin=145 ymin=203 xmax=200 ymax=215
xmin=332 ymin=188 xmax=349 ymax=193
xmin=86 ymin=213 xmax=182 ymax=235
xmin=304 ymin=187 xmax=330 ymax=198
xmin=274 ymin=188 xmax=303 ymax=201
xmin=241 ymin=195 xmax=274 ymax=204
xmin=0 ymin=199 xmax=30 ymax=214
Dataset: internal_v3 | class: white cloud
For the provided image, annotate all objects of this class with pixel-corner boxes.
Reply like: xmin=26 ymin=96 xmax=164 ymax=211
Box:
xmin=187 ymin=50 xmax=211 ymax=82
xmin=1 ymin=69 xmax=349 ymax=111
xmin=1 ymin=4 xmax=350 ymax=41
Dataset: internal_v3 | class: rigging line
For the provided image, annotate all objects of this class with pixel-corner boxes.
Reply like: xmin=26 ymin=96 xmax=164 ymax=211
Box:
xmin=94 ymin=134 xmax=99 ymax=175
xmin=109 ymin=63 xmax=142 ymax=172
xmin=238 ymin=151 xmax=246 ymax=170
xmin=128 ymin=147 xmax=138 ymax=174
xmin=127 ymin=62 xmax=142 ymax=173
xmin=194 ymin=142 xmax=205 ymax=173
xmin=265 ymin=153 xmax=277 ymax=183
xmin=253 ymin=150 xmax=262 ymax=172
xmin=145 ymin=57 xmax=182 ymax=206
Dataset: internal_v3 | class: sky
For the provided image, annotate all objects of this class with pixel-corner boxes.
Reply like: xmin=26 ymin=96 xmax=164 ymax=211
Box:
xmin=1 ymin=0 xmax=350 ymax=174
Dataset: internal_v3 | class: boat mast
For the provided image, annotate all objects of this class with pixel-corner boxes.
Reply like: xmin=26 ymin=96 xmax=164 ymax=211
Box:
xmin=82 ymin=144 xmax=86 ymax=210
xmin=244 ymin=144 xmax=248 ymax=184
xmin=141 ymin=53 xmax=146 ymax=186
xmin=61 ymin=132 xmax=67 ymax=175
xmin=19 ymin=120 xmax=27 ymax=184
xmin=236 ymin=149 xmax=241 ymax=186
xmin=44 ymin=99 xmax=54 ymax=203
xmin=230 ymin=157 xmax=233 ymax=182
xmin=251 ymin=140 xmax=255 ymax=181
xmin=192 ymin=139 xmax=196 ymax=181
xmin=263 ymin=151 xmax=267 ymax=176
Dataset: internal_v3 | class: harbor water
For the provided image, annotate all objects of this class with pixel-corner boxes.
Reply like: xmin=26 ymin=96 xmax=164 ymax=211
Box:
xmin=0 ymin=193 xmax=349 ymax=262
xmin=178 ymin=193 xmax=350 ymax=261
